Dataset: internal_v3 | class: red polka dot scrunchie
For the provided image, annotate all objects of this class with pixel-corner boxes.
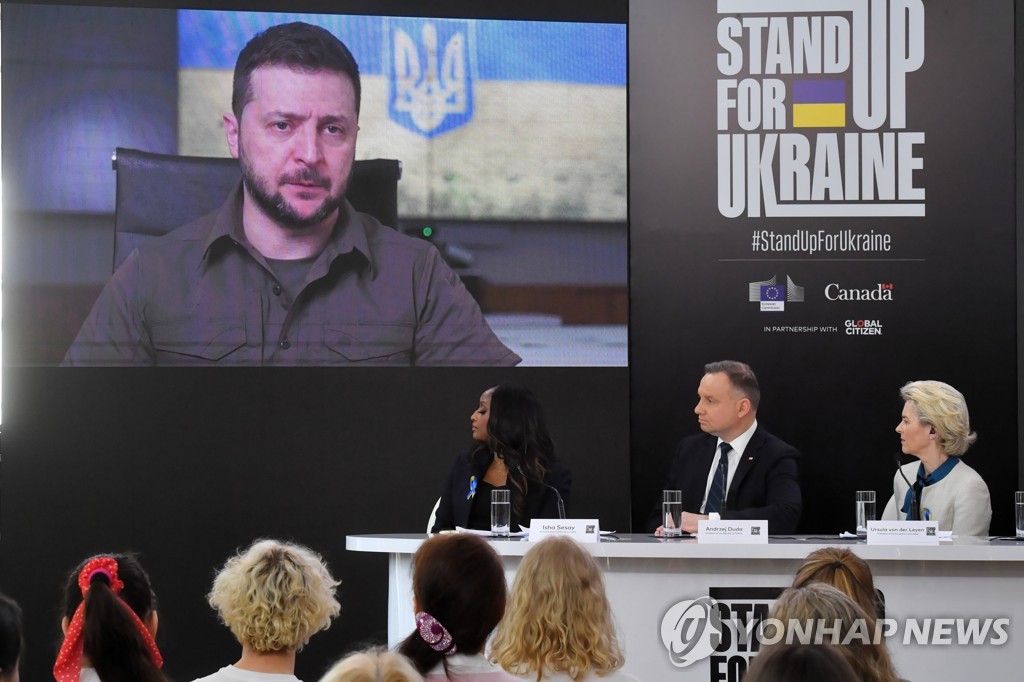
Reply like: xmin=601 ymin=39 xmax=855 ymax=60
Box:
xmin=52 ymin=556 xmax=163 ymax=682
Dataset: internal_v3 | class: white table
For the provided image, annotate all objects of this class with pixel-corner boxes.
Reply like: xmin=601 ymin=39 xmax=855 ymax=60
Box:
xmin=346 ymin=534 xmax=1024 ymax=681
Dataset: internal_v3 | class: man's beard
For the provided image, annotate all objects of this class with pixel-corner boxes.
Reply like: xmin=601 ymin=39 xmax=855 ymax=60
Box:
xmin=238 ymin=145 xmax=348 ymax=230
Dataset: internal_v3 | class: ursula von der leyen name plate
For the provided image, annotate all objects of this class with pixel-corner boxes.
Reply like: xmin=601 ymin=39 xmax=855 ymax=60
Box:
xmin=867 ymin=520 xmax=939 ymax=545
xmin=697 ymin=519 xmax=769 ymax=544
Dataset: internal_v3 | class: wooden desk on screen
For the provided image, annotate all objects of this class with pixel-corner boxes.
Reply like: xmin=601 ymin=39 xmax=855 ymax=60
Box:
xmin=346 ymin=534 xmax=1024 ymax=681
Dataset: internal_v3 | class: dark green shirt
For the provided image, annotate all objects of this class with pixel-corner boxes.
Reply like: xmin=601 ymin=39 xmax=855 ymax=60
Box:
xmin=64 ymin=185 xmax=520 ymax=366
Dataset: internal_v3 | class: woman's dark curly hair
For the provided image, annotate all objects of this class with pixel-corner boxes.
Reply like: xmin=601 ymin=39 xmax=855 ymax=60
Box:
xmin=469 ymin=384 xmax=557 ymax=522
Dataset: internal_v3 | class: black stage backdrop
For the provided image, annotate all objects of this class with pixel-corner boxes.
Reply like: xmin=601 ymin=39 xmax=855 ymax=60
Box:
xmin=630 ymin=0 xmax=1018 ymax=536
xmin=0 ymin=368 xmax=630 ymax=681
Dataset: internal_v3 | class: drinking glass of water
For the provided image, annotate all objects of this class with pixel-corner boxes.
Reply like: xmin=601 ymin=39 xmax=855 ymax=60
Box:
xmin=856 ymin=490 xmax=876 ymax=536
xmin=1015 ymin=491 xmax=1024 ymax=539
xmin=663 ymin=489 xmax=683 ymax=537
xmin=491 ymin=489 xmax=511 ymax=536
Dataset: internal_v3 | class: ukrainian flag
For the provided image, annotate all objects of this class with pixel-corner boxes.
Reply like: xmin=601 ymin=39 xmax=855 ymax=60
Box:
xmin=792 ymin=80 xmax=845 ymax=128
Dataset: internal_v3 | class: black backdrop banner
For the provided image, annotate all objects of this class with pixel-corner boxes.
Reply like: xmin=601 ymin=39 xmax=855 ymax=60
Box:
xmin=0 ymin=367 xmax=630 ymax=681
xmin=629 ymin=0 xmax=1017 ymax=535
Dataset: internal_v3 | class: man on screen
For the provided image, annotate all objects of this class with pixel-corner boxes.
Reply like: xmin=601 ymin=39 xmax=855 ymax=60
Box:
xmin=63 ymin=22 xmax=520 ymax=367
xmin=650 ymin=360 xmax=802 ymax=534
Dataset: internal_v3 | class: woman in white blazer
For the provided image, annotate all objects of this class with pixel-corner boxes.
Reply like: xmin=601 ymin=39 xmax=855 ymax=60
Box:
xmin=882 ymin=380 xmax=991 ymax=535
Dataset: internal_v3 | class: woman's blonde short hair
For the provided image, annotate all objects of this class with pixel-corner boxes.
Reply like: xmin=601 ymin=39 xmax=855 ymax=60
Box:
xmin=320 ymin=648 xmax=423 ymax=682
xmin=490 ymin=536 xmax=624 ymax=680
xmin=900 ymin=380 xmax=976 ymax=456
xmin=766 ymin=583 xmax=899 ymax=682
xmin=208 ymin=539 xmax=340 ymax=652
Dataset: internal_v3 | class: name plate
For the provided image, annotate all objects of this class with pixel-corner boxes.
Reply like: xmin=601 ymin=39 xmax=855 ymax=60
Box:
xmin=867 ymin=520 xmax=939 ymax=544
xmin=697 ymin=519 xmax=769 ymax=543
xmin=528 ymin=519 xmax=600 ymax=543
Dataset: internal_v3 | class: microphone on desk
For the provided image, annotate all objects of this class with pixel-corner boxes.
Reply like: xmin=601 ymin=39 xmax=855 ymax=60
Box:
xmin=511 ymin=462 xmax=566 ymax=519
xmin=895 ymin=451 xmax=921 ymax=521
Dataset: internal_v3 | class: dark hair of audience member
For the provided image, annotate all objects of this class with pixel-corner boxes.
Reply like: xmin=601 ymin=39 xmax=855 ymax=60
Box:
xmin=397 ymin=534 xmax=506 ymax=676
xmin=470 ymin=383 xmax=558 ymax=522
xmin=0 ymin=593 xmax=23 ymax=682
xmin=792 ymin=547 xmax=885 ymax=619
xmin=744 ymin=643 xmax=859 ymax=682
xmin=62 ymin=554 xmax=165 ymax=682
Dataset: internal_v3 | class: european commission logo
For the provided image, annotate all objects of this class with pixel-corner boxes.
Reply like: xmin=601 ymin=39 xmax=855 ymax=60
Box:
xmin=749 ymin=275 xmax=804 ymax=312
xmin=387 ymin=18 xmax=475 ymax=138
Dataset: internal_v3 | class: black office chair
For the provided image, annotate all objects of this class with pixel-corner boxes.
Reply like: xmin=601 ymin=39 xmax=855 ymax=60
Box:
xmin=111 ymin=147 xmax=401 ymax=271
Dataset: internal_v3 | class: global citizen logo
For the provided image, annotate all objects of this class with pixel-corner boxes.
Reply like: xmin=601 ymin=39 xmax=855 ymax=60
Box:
xmin=660 ymin=596 xmax=1009 ymax=674
xmin=826 ymin=282 xmax=894 ymax=301
xmin=748 ymin=275 xmax=804 ymax=311
xmin=846 ymin=319 xmax=882 ymax=335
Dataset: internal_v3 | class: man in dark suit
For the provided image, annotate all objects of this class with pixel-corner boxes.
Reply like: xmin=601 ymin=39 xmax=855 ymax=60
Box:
xmin=650 ymin=360 xmax=802 ymax=534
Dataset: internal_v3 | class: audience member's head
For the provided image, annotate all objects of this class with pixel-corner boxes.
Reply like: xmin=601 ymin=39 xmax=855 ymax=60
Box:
xmin=765 ymin=583 xmax=899 ymax=682
xmin=0 ymin=593 xmax=23 ymax=682
xmin=320 ymin=648 xmax=423 ymax=682
xmin=792 ymin=547 xmax=884 ymax=619
xmin=208 ymin=539 xmax=340 ymax=654
xmin=56 ymin=554 xmax=165 ymax=682
xmin=744 ymin=643 xmax=859 ymax=682
xmin=398 ymin=534 xmax=506 ymax=676
xmin=491 ymin=536 xmax=624 ymax=680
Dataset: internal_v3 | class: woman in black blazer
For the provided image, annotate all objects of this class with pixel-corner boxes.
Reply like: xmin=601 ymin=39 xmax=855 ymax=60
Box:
xmin=431 ymin=384 xmax=571 ymax=533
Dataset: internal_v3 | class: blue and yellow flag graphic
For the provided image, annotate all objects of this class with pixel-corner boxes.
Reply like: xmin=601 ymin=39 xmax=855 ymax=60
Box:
xmin=792 ymin=80 xmax=846 ymax=128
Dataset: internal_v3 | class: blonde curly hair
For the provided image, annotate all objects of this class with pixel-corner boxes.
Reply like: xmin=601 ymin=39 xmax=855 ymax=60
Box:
xmin=490 ymin=536 xmax=624 ymax=680
xmin=320 ymin=648 xmax=423 ymax=682
xmin=900 ymin=380 xmax=976 ymax=456
xmin=208 ymin=539 xmax=340 ymax=652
